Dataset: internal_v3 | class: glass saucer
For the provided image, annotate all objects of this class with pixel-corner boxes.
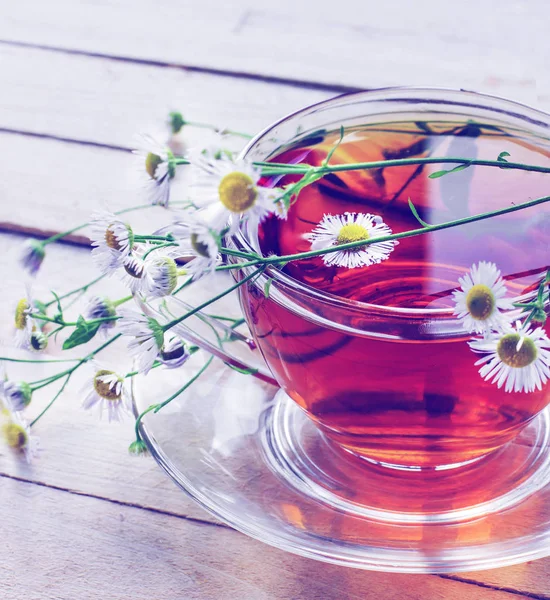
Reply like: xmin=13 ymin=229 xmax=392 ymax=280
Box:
xmin=132 ymin=353 xmax=550 ymax=573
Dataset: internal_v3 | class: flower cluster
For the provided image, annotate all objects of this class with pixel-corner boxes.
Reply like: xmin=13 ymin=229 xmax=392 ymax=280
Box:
xmin=453 ymin=262 xmax=550 ymax=393
xmin=7 ymin=113 xmax=550 ymax=465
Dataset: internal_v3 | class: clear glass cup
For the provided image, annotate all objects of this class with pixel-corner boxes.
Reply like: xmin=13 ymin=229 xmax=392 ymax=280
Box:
xmin=228 ymin=88 xmax=550 ymax=470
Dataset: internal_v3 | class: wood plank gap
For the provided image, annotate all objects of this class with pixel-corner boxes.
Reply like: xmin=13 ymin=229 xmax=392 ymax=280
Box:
xmin=0 ymin=38 xmax=365 ymax=95
xmin=0 ymin=471 xmax=232 ymax=531
xmin=0 ymin=126 xmax=131 ymax=153
xmin=438 ymin=574 xmax=550 ymax=600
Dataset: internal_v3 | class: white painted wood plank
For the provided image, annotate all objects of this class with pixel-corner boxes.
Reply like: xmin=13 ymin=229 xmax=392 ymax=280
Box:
xmin=0 ymin=476 xmax=538 ymax=600
xmin=2 ymin=231 xmax=550 ymax=597
xmin=0 ymin=0 xmax=548 ymax=109
xmin=0 ymin=44 xmax=330 ymax=149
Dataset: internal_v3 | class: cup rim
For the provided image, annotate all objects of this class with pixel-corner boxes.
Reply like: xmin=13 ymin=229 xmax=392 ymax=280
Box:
xmin=233 ymin=86 xmax=548 ymax=318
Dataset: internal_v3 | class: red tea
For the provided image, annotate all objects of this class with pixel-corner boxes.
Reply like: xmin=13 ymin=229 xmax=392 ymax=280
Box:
xmin=239 ymin=120 xmax=550 ymax=468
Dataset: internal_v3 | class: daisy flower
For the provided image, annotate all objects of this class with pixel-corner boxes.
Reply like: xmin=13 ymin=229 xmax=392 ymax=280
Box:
xmin=157 ymin=333 xmax=190 ymax=369
xmin=172 ymin=211 xmax=220 ymax=280
xmin=453 ymin=262 xmax=514 ymax=335
xmin=117 ymin=309 xmax=165 ymax=375
xmin=1 ymin=412 xmax=40 ymax=464
xmin=82 ymin=367 xmax=131 ymax=422
xmin=306 ymin=212 xmax=397 ymax=269
xmin=133 ymin=134 xmax=175 ymax=207
xmin=470 ymin=321 xmax=550 ymax=393
xmin=84 ymin=296 xmax=118 ymax=335
xmin=187 ymin=151 xmax=282 ymax=232
xmin=90 ymin=211 xmax=134 ymax=275
xmin=20 ymin=239 xmax=46 ymax=276
xmin=0 ymin=367 xmax=33 ymax=412
xmin=121 ymin=247 xmax=180 ymax=298
xmin=13 ymin=291 xmax=36 ymax=349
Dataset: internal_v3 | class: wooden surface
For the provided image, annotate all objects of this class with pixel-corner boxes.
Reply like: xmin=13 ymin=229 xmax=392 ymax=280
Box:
xmin=1 ymin=3 xmax=550 ymax=598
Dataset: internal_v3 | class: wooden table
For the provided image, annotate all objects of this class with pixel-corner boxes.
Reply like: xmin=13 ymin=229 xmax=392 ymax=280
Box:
xmin=1 ymin=2 xmax=550 ymax=598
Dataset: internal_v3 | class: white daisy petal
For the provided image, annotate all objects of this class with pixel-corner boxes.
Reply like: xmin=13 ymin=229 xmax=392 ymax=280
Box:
xmin=453 ymin=261 xmax=515 ymax=335
xmin=90 ymin=211 xmax=134 ymax=275
xmin=133 ymin=134 xmax=175 ymax=207
xmin=305 ymin=212 xmax=397 ymax=269
xmin=470 ymin=322 xmax=550 ymax=393
xmin=81 ymin=364 xmax=131 ymax=423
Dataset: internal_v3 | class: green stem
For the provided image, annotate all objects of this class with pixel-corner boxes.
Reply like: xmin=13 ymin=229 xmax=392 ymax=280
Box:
xmin=30 ymin=373 xmax=72 ymax=427
xmin=252 ymin=193 xmax=550 ymax=265
xmin=134 ymin=234 xmax=174 ymax=242
xmin=185 ymin=121 xmax=253 ymax=140
xmin=163 ymin=266 xmax=265 ymax=331
xmin=30 ymin=334 xmax=121 ymax=390
xmin=33 ymin=314 xmax=118 ymax=327
xmin=113 ymin=295 xmax=133 ymax=307
xmin=134 ymin=355 xmax=215 ymax=441
xmin=40 ymin=204 xmax=154 ymax=247
xmin=0 ymin=356 xmax=80 ymax=364
xmin=176 ymin=155 xmax=550 ymax=177
xmin=44 ymin=274 xmax=106 ymax=308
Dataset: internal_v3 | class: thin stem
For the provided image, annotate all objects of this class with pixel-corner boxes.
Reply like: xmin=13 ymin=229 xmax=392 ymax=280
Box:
xmin=0 ymin=356 xmax=80 ymax=364
xmin=33 ymin=314 xmax=118 ymax=327
xmin=163 ymin=266 xmax=265 ymax=331
xmin=185 ymin=120 xmax=253 ymax=140
xmin=133 ymin=355 xmax=213 ymax=440
xmin=175 ymin=155 xmax=550 ymax=177
xmin=30 ymin=334 xmax=121 ymax=390
xmin=113 ymin=295 xmax=133 ymax=307
xmin=254 ymin=193 xmax=550 ymax=265
xmin=30 ymin=373 xmax=72 ymax=427
xmin=41 ymin=203 xmax=154 ymax=246
xmin=44 ymin=274 xmax=107 ymax=308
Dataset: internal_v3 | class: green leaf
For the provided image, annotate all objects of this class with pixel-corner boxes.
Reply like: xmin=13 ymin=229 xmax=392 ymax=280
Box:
xmin=50 ymin=290 xmax=64 ymax=319
xmin=428 ymin=162 xmax=471 ymax=179
xmin=62 ymin=316 xmax=102 ymax=350
xmin=264 ymin=278 xmax=273 ymax=298
xmin=408 ymin=198 xmax=431 ymax=227
xmin=497 ymin=151 xmax=510 ymax=163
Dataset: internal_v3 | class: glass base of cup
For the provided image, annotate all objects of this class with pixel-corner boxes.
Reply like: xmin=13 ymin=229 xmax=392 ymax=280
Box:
xmin=264 ymin=391 xmax=550 ymax=525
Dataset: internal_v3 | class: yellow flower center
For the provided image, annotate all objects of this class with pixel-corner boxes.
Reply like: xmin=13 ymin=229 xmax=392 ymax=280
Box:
xmin=466 ymin=284 xmax=495 ymax=320
xmin=93 ymin=370 xmax=122 ymax=401
xmin=2 ymin=422 xmax=28 ymax=449
xmin=336 ymin=224 xmax=370 ymax=246
xmin=14 ymin=298 xmax=29 ymax=330
xmin=105 ymin=225 xmax=123 ymax=250
xmin=218 ymin=172 xmax=257 ymax=213
xmin=124 ymin=260 xmax=143 ymax=279
xmin=497 ymin=334 xmax=538 ymax=369
xmin=191 ymin=233 xmax=211 ymax=258
xmin=145 ymin=152 xmax=163 ymax=180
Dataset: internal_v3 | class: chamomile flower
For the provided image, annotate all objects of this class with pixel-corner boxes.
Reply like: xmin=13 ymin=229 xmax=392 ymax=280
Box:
xmin=90 ymin=211 xmax=134 ymax=274
xmin=117 ymin=309 xmax=165 ymax=375
xmin=0 ymin=369 xmax=33 ymax=412
xmin=20 ymin=239 xmax=46 ymax=276
xmin=122 ymin=247 xmax=180 ymax=298
xmin=13 ymin=292 xmax=36 ymax=349
xmin=157 ymin=333 xmax=190 ymax=369
xmin=82 ymin=367 xmax=131 ymax=422
xmin=453 ymin=262 xmax=513 ymax=335
xmin=470 ymin=321 xmax=550 ymax=393
xmin=306 ymin=212 xmax=397 ymax=269
xmin=1 ymin=412 xmax=40 ymax=463
xmin=133 ymin=134 xmax=175 ymax=207
xmin=84 ymin=296 xmax=118 ymax=335
xmin=144 ymin=250 xmax=180 ymax=298
xmin=188 ymin=151 xmax=282 ymax=232
xmin=172 ymin=212 xmax=220 ymax=280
